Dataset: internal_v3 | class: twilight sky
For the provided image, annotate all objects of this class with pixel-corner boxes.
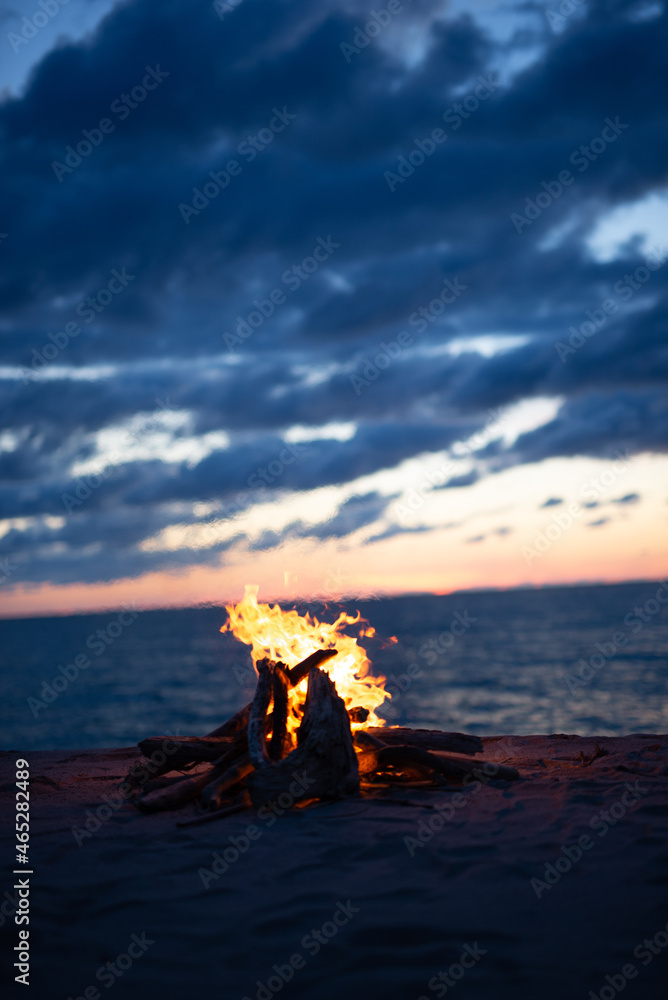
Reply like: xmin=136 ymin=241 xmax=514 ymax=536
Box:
xmin=1 ymin=0 xmax=667 ymax=616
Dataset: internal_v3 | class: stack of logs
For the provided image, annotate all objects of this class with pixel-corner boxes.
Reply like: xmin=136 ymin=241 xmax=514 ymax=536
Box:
xmin=127 ymin=648 xmax=519 ymax=821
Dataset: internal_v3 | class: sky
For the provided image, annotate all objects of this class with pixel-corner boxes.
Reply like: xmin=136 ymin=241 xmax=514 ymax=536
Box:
xmin=0 ymin=0 xmax=667 ymax=618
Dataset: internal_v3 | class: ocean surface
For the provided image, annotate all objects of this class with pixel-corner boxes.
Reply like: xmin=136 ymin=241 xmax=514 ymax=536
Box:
xmin=2 ymin=581 xmax=667 ymax=750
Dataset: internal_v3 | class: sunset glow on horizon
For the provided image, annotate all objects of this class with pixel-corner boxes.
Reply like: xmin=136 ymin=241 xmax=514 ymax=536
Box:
xmin=3 ymin=451 xmax=666 ymax=619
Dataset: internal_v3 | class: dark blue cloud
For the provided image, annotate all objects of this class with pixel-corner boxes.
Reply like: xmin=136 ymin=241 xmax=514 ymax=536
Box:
xmin=249 ymin=490 xmax=394 ymax=552
xmin=1 ymin=0 xmax=666 ymax=586
xmin=510 ymin=389 xmax=668 ymax=463
xmin=366 ymin=524 xmax=432 ymax=545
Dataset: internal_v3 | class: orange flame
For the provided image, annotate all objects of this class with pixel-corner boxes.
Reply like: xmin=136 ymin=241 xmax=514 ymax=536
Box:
xmin=222 ymin=585 xmax=389 ymax=732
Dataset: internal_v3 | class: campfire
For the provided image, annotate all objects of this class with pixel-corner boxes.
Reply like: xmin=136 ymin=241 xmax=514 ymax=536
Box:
xmin=128 ymin=588 xmax=519 ymax=822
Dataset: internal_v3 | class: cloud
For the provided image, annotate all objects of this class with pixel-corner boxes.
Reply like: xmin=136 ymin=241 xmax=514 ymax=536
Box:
xmin=509 ymin=389 xmax=668 ymax=464
xmin=438 ymin=470 xmax=480 ymax=490
xmin=611 ymin=492 xmax=641 ymax=504
xmin=249 ymin=491 xmax=394 ymax=551
xmin=366 ymin=524 xmax=432 ymax=545
xmin=1 ymin=0 xmax=667 ymax=587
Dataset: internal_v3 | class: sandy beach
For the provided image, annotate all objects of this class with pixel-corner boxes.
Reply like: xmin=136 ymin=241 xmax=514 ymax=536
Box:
xmin=2 ymin=732 xmax=667 ymax=1000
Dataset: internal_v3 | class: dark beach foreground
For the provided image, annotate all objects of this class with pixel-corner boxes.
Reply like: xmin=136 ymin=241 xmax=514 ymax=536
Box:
xmin=2 ymin=733 xmax=668 ymax=1000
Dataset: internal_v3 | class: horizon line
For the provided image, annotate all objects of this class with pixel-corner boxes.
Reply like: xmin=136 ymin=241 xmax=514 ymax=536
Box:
xmin=1 ymin=575 xmax=666 ymax=623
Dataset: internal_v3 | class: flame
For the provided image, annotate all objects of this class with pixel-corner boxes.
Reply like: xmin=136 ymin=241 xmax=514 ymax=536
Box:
xmin=222 ymin=585 xmax=389 ymax=732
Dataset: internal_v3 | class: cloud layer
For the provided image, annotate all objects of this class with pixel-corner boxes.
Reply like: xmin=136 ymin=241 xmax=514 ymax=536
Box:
xmin=1 ymin=0 xmax=667 ymax=588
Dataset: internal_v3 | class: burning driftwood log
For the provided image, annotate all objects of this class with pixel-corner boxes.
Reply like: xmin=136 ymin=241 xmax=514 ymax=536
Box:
xmin=246 ymin=660 xmax=360 ymax=808
xmin=129 ymin=645 xmax=519 ymax=818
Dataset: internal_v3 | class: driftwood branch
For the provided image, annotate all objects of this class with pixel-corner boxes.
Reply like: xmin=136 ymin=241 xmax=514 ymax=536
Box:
xmin=204 ymin=648 xmax=338 ymax=739
xmin=354 ymin=732 xmax=519 ymax=784
xmin=247 ymin=657 xmax=275 ymax=770
xmin=136 ymin=765 xmax=226 ymax=812
xmin=364 ymin=727 xmax=483 ymax=755
xmin=247 ymin=667 xmax=360 ymax=809
xmin=137 ymin=736 xmax=234 ymax=767
xmin=269 ymin=663 xmax=292 ymax=761
xmin=176 ymin=793 xmax=252 ymax=828
xmin=199 ymin=754 xmax=254 ymax=811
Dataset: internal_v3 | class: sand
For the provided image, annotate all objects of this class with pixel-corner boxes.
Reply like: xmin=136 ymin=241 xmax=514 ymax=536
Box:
xmin=2 ymin=733 xmax=668 ymax=1000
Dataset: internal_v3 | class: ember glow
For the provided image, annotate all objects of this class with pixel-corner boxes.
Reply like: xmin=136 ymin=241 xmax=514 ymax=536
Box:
xmin=222 ymin=585 xmax=389 ymax=731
